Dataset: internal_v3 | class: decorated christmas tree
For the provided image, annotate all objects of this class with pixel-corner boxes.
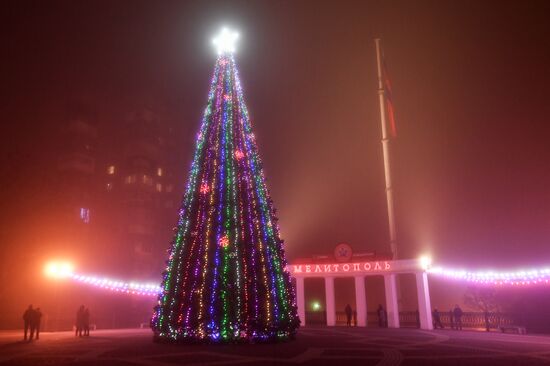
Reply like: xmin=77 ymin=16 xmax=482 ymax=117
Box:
xmin=151 ymin=28 xmax=299 ymax=342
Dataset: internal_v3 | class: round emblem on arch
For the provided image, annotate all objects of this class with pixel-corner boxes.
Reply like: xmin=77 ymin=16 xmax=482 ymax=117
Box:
xmin=334 ymin=243 xmax=353 ymax=262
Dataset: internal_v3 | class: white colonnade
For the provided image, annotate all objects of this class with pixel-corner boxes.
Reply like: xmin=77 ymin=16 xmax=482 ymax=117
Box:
xmin=288 ymin=258 xmax=433 ymax=330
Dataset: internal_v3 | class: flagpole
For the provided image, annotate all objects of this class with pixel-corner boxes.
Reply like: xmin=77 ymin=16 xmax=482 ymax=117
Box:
xmin=375 ymin=38 xmax=398 ymax=260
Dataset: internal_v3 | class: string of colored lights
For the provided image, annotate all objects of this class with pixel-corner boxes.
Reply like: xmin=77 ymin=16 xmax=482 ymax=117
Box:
xmin=66 ymin=264 xmax=550 ymax=298
xmin=69 ymin=273 xmax=161 ymax=296
xmin=149 ymin=30 xmax=299 ymax=342
xmin=428 ymin=266 xmax=550 ymax=285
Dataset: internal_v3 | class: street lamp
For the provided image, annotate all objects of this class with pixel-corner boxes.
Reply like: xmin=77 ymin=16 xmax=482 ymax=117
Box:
xmin=44 ymin=260 xmax=74 ymax=331
xmin=44 ymin=261 xmax=74 ymax=279
xmin=420 ymin=255 xmax=432 ymax=270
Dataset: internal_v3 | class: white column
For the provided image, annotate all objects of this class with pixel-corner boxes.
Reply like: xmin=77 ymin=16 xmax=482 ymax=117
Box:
xmin=416 ymin=272 xmax=433 ymax=330
xmin=384 ymin=274 xmax=400 ymax=328
xmin=295 ymin=277 xmax=306 ymax=326
xmin=354 ymin=276 xmax=367 ymax=327
xmin=324 ymin=277 xmax=336 ymax=326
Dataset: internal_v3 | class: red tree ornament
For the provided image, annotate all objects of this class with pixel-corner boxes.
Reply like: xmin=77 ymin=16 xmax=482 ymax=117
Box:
xmin=234 ymin=149 xmax=244 ymax=160
xmin=218 ymin=235 xmax=229 ymax=248
xmin=200 ymin=183 xmax=210 ymax=194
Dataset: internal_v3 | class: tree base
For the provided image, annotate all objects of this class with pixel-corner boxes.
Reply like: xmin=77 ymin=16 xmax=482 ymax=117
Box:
xmin=152 ymin=330 xmax=297 ymax=344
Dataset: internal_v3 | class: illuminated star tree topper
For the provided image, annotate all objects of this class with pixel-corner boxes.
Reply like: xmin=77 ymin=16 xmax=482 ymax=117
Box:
xmin=212 ymin=27 xmax=239 ymax=55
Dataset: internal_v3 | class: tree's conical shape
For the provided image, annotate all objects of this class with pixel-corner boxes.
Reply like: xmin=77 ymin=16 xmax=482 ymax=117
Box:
xmin=152 ymin=54 xmax=299 ymax=342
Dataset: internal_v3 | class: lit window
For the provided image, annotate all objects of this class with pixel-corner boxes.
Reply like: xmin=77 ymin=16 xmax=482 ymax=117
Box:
xmin=125 ymin=175 xmax=136 ymax=184
xmin=106 ymin=182 xmax=113 ymax=191
xmin=156 ymin=183 xmax=162 ymax=192
xmin=80 ymin=208 xmax=90 ymax=224
xmin=157 ymin=167 xmax=163 ymax=177
xmin=107 ymin=165 xmax=115 ymax=175
xmin=142 ymin=175 xmax=153 ymax=185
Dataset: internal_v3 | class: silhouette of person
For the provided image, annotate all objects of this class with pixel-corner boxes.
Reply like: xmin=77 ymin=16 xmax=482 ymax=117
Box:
xmin=377 ymin=304 xmax=386 ymax=328
xmin=76 ymin=305 xmax=85 ymax=337
xmin=32 ymin=308 xmax=43 ymax=340
xmin=449 ymin=309 xmax=454 ymax=329
xmin=453 ymin=304 xmax=463 ymax=330
xmin=31 ymin=308 xmax=42 ymax=339
xmin=83 ymin=308 xmax=90 ymax=336
xmin=29 ymin=308 xmax=37 ymax=341
xmin=432 ymin=308 xmax=444 ymax=329
xmin=23 ymin=305 xmax=33 ymax=341
xmin=353 ymin=309 xmax=357 ymax=327
xmin=344 ymin=304 xmax=352 ymax=326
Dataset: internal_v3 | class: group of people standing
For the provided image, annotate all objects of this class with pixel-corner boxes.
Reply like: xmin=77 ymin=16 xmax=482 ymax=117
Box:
xmin=22 ymin=304 xmax=92 ymax=340
xmin=432 ymin=304 xmax=464 ymax=330
xmin=341 ymin=303 xmax=463 ymax=330
xmin=76 ymin=305 xmax=91 ymax=337
xmin=343 ymin=304 xmax=388 ymax=327
xmin=22 ymin=305 xmax=42 ymax=341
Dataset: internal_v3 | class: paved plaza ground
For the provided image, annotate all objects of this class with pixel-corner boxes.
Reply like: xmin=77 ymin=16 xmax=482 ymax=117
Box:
xmin=1 ymin=327 xmax=550 ymax=365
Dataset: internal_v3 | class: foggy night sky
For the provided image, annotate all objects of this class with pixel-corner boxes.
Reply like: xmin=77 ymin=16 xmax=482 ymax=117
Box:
xmin=2 ymin=0 xmax=550 ymax=276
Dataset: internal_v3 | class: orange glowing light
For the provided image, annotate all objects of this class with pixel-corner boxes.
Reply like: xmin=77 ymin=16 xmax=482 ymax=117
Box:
xmin=44 ymin=261 xmax=74 ymax=279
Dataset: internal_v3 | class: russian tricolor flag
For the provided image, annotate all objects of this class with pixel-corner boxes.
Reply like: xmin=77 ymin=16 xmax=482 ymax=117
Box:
xmin=383 ymin=60 xmax=397 ymax=138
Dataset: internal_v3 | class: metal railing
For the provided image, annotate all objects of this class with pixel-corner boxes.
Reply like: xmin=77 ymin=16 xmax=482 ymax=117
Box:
xmin=305 ymin=311 xmax=520 ymax=331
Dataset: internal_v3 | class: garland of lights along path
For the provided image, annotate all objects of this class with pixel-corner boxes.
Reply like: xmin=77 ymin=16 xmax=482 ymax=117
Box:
xmin=150 ymin=28 xmax=300 ymax=342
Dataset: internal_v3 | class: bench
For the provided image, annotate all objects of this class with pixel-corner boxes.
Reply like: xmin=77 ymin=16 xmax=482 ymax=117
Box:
xmin=500 ymin=325 xmax=526 ymax=334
